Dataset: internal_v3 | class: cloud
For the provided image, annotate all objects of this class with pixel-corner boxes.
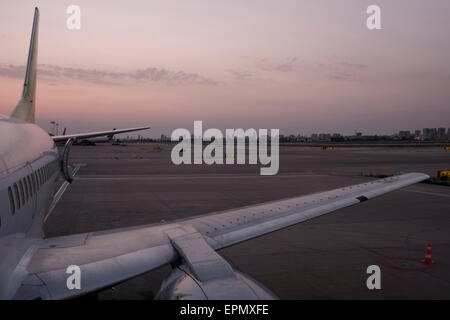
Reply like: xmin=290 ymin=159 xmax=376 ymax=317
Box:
xmin=273 ymin=57 xmax=297 ymax=72
xmin=241 ymin=56 xmax=369 ymax=82
xmin=314 ymin=60 xmax=369 ymax=82
xmin=0 ymin=64 xmax=218 ymax=86
xmin=258 ymin=57 xmax=298 ymax=73
xmin=326 ymin=70 xmax=354 ymax=81
xmin=0 ymin=64 xmax=25 ymax=78
xmin=341 ymin=61 xmax=368 ymax=69
xmin=229 ymin=70 xmax=253 ymax=80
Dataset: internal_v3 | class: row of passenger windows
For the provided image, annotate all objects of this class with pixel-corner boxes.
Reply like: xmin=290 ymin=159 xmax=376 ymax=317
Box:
xmin=6 ymin=160 xmax=59 ymax=217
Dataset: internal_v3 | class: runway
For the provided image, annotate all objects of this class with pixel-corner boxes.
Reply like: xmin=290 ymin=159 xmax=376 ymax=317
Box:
xmin=45 ymin=144 xmax=450 ymax=299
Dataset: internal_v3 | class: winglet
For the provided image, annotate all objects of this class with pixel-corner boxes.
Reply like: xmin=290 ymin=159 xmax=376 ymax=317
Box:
xmin=11 ymin=7 xmax=39 ymax=123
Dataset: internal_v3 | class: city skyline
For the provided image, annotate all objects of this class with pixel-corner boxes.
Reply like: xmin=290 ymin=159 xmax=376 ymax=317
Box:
xmin=47 ymin=121 xmax=449 ymax=140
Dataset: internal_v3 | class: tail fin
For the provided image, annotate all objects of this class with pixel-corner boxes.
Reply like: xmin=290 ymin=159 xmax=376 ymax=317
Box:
xmin=11 ymin=7 xmax=39 ymax=123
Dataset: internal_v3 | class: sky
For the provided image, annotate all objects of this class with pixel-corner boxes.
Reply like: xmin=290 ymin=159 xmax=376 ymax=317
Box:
xmin=0 ymin=0 xmax=449 ymax=137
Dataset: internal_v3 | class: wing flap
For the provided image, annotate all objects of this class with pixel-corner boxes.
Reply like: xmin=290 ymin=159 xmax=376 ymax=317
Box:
xmin=16 ymin=244 xmax=175 ymax=299
xmin=14 ymin=226 xmax=178 ymax=299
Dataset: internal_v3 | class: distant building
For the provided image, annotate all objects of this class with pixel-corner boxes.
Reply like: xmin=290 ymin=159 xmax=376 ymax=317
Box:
xmin=398 ymin=130 xmax=412 ymax=140
xmin=331 ymin=133 xmax=344 ymax=142
xmin=160 ymin=134 xmax=170 ymax=142
xmin=423 ymin=128 xmax=437 ymax=141
xmin=437 ymin=128 xmax=447 ymax=140
xmin=318 ymin=133 xmax=331 ymax=141
xmin=414 ymin=130 xmax=421 ymax=139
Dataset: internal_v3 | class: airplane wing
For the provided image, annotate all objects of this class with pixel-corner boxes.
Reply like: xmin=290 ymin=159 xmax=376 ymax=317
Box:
xmin=51 ymin=126 xmax=150 ymax=143
xmin=12 ymin=172 xmax=428 ymax=299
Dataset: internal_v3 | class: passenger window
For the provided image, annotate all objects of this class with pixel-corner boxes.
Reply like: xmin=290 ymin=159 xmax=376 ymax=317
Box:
xmin=8 ymin=186 xmax=15 ymax=215
xmin=24 ymin=178 xmax=29 ymax=201
xmin=34 ymin=172 xmax=39 ymax=189
xmin=13 ymin=183 xmax=20 ymax=210
xmin=27 ymin=176 xmax=33 ymax=195
xmin=18 ymin=180 xmax=25 ymax=205
xmin=31 ymin=174 xmax=36 ymax=193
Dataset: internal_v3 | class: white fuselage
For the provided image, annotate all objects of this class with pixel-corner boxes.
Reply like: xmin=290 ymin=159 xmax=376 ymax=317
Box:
xmin=0 ymin=114 xmax=60 ymax=297
xmin=86 ymin=135 xmax=113 ymax=143
xmin=74 ymin=135 xmax=113 ymax=145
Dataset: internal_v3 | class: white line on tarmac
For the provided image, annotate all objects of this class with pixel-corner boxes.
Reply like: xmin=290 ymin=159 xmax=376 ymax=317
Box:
xmin=75 ymin=175 xmax=450 ymax=197
xmin=402 ymin=189 xmax=450 ymax=198
xmin=76 ymin=173 xmax=333 ymax=181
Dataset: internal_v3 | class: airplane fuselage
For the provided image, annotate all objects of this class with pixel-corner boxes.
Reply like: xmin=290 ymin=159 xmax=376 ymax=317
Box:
xmin=75 ymin=135 xmax=113 ymax=145
xmin=0 ymin=114 xmax=61 ymax=297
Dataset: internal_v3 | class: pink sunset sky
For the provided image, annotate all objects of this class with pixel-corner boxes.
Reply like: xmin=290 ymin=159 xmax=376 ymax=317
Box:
xmin=1 ymin=0 xmax=449 ymax=138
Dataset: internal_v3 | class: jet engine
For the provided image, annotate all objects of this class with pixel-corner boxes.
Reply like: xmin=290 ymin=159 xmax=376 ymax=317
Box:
xmin=155 ymin=264 xmax=277 ymax=300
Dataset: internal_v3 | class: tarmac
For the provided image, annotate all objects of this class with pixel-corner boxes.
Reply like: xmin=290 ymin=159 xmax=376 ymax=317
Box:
xmin=45 ymin=143 xmax=450 ymax=299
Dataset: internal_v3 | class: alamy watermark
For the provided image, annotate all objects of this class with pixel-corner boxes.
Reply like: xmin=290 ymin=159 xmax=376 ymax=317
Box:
xmin=366 ymin=265 xmax=381 ymax=290
xmin=171 ymin=121 xmax=279 ymax=176
xmin=66 ymin=265 xmax=81 ymax=290
xmin=367 ymin=5 xmax=381 ymax=30
xmin=66 ymin=5 xmax=81 ymax=30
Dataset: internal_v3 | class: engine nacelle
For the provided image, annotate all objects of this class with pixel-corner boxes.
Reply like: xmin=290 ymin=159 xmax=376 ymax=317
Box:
xmin=155 ymin=264 xmax=277 ymax=300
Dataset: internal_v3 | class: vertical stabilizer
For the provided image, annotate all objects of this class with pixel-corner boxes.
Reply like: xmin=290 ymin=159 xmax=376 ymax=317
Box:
xmin=11 ymin=7 xmax=39 ymax=123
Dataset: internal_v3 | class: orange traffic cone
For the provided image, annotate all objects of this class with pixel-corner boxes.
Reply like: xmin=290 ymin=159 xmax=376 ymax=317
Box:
xmin=421 ymin=242 xmax=435 ymax=264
